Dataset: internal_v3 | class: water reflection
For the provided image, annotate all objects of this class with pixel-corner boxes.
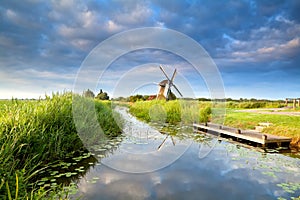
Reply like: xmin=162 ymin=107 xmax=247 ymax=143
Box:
xmin=71 ymin=107 xmax=300 ymax=200
xmin=98 ymin=107 xmax=192 ymax=173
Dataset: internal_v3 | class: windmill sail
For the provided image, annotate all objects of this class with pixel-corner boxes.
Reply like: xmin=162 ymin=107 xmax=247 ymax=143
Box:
xmin=158 ymin=65 xmax=183 ymax=100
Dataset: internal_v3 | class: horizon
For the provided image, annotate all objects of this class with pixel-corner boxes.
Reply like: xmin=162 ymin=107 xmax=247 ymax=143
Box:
xmin=1 ymin=1 xmax=299 ymax=100
xmin=0 ymin=91 xmax=292 ymax=102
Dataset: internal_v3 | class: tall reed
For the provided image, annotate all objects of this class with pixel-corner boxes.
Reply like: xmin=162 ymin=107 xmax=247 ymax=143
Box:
xmin=129 ymin=100 xmax=212 ymax=125
xmin=0 ymin=92 xmax=122 ymax=199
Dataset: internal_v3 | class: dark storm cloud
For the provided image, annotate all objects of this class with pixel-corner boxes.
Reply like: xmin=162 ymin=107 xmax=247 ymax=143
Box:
xmin=0 ymin=0 xmax=299 ymax=98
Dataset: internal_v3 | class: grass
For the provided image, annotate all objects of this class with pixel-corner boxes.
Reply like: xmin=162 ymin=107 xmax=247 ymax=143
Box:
xmin=221 ymin=109 xmax=300 ymax=148
xmin=0 ymin=92 xmax=122 ymax=199
xmin=226 ymin=101 xmax=285 ymax=109
xmin=129 ymin=100 xmax=300 ymax=148
xmin=129 ymin=100 xmax=212 ymax=125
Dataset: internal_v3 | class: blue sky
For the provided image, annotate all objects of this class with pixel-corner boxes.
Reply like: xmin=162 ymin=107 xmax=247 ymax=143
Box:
xmin=0 ymin=0 xmax=299 ymax=100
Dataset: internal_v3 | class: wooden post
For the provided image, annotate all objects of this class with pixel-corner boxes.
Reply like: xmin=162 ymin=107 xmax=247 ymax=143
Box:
xmin=219 ymin=125 xmax=222 ymax=129
xmin=293 ymin=99 xmax=296 ymax=109
xmin=298 ymin=99 xmax=300 ymax=107
xmin=285 ymin=98 xmax=288 ymax=107
xmin=236 ymin=129 xmax=241 ymax=134
xmin=262 ymin=134 xmax=267 ymax=148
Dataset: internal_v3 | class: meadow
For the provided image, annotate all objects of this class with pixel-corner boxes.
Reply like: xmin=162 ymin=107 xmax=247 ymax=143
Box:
xmin=222 ymin=109 xmax=300 ymax=148
xmin=129 ymin=100 xmax=300 ymax=148
xmin=0 ymin=93 xmax=122 ymax=199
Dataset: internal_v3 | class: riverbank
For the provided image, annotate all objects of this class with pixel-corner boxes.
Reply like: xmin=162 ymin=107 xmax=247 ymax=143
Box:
xmin=223 ymin=109 xmax=300 ymax=149
xmin=71 ymin=105 xmax=300 ymax=200
xmin=0 ymin=93 xmax=122 ymax=199
xmin=128 ymin=100 xmax=300 ymax=149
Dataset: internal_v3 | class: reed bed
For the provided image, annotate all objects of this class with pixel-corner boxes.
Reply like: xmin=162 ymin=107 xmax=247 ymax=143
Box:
xmin=0 ymin=93 xmax=122 ymax=199
xmin=129 ymin=100 xmax=212 ymax=124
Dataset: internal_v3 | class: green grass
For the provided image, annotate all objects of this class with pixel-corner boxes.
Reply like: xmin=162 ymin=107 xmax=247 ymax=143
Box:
xmin=129 ymin=100 xmax=212 ymax=124
xmin=226 ymin=101 xmax=285 ymax=109
xmin=0 ymin=92 xmax=122 ymax=199
xmin=221 ymin=109 xmax=300 ymax=147
xmin=129 ymin=100 xmax=300 ymax=148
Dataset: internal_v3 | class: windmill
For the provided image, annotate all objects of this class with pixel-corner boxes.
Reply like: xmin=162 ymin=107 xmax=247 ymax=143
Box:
xmin=157 ymin=131 xmax=176 ymax=151
xmin=156 ymin=65 xmax=183 ymax=100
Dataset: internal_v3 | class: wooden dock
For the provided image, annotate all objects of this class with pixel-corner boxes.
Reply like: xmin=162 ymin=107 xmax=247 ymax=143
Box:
xmin=193 ymin=123 xmax=292 ymax=149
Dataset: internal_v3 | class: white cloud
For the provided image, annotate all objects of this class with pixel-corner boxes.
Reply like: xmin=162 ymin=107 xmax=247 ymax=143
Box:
xmin=230 ymin=37 xmax=300 ymax=62
xmin=0 ymin=68 xmax=76 ymax=99
xmin=114 ymin=3 xmax=153 ymax=25
xmin=275 ymin=15 xmax=293 ymax=24
xmin=1 ymin=0 xmax=300 ymax=100
xmin=5 ymin=8 xmax=39 ymax=28
xmin=106 ymin=20 xmax=124 ymax=33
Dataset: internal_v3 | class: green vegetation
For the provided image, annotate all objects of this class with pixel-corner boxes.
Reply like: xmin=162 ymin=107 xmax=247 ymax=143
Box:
xmin=82 ymin=89 xmax=109 ymax=100
xmin=95 ymin=89 xmax=109 ymax=100
xmin=221 ymin=109 xmax=300 ymax=147
xmin=0 ymin=93 xmax=122 ymax=199
xmin=83 ymin=89 xmax=95 ymax=98
xmin=129 ymin=94 xmax=149 ymax=102
xmin=129 ymin=100 xmax=212 ymax=124
xmin=226 ymin=101 xmax=285 ymax=109
xmin=129 ymin=99 xmax=299 ymax=148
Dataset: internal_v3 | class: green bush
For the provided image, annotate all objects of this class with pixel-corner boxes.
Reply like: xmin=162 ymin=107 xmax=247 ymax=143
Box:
xmin=199 ymin=106 xmax=212 ymax=122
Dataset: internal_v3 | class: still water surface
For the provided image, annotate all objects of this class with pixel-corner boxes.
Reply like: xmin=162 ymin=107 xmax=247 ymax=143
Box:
xmin=72 ymin=107 xmax=300 ymax=200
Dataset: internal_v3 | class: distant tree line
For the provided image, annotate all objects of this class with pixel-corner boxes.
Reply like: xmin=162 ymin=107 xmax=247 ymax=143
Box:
xmin=83 ymin=89 xmax=109 ymax=100
xmin=82 ymin=90 xmax=285 ymax=106
xmin=113 ymin=94 xmax=151 ymax=102
xmin=198 ymin=97 xmax=284 ymax=103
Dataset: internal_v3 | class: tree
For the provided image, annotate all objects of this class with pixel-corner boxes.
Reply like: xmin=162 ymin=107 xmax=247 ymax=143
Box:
xmin=83 ymin=89 xmax=95 ymax=98
xmin=95 ymin=89 xmax=109 ymax=100
xmin=129 ymin=94 xmax=144 ymax=102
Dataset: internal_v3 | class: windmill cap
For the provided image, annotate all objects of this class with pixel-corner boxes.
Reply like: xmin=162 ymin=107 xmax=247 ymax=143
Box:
xmin=159 ymin=80 xmax=168 ymax=87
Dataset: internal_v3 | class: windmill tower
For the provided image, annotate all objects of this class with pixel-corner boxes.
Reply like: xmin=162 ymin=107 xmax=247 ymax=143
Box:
xmin=156 ymin=65 xmax=183 ymax=100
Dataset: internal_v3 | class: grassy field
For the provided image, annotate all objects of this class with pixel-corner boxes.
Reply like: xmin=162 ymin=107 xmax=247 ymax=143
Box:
xmin=222 ymin=109 xmax=300 ymax=148
xmin=0 ymin=93 xmax=122 ymax=199
xmin=129 ymin=100 xmax=300 ymax=148
xmin=225 ymin=101 xmax=284 ymax=109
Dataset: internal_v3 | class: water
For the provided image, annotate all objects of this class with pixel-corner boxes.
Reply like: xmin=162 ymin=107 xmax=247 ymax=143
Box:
xmin=71 ymin=107 xmax=300 ymax=200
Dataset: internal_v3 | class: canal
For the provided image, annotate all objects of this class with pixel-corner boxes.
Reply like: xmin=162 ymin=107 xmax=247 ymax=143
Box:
xmin=71 ymin=107 xmax=300 ymax=200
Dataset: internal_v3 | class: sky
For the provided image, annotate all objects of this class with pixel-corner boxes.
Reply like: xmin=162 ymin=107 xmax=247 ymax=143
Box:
xmin=0 ymin=0 xmax=300 ymax=100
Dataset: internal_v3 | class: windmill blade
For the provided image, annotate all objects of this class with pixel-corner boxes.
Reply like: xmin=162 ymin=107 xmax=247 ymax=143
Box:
xmin=170 ymin=69 xmax=177 ymax=84
xmin=173 ymin=84 xmax=183 ymax=97
xmin=166 ymin=87 xmax=171 ymax=100
xmin=170 ymin=136 xmax=176 ymax=146
xmin=157 ymin=135 xmax=169 ymax=151
xmin=159 ymin=65 xmax=171 ymax=81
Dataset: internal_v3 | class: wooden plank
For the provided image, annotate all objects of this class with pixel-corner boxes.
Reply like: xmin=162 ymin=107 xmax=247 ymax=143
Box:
xmin=193 ymin=123 xmax=265 ymax=144
xmin=193 ymin=123 xmax=292 ymax=146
